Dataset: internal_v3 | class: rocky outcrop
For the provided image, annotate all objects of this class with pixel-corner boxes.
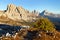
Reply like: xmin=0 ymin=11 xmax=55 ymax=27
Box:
xmin=0 ymin=4 xmax=39 ymax=21
xmin=5 ymin=4 xmax=23 ymax=21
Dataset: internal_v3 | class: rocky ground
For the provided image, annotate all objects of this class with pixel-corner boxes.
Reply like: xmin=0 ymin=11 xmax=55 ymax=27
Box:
xmin=0 ymin=28 xmax=60 ymax=40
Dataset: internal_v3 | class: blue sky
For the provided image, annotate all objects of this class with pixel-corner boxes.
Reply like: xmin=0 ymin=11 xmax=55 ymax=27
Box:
xmin=0 ymin=0 xmax=60 ymax=14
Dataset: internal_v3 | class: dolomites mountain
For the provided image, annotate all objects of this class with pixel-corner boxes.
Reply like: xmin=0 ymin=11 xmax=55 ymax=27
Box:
xmin=40 ymin=10 xmax=60 ymax=18
xmin=0 ymin=4 xmax=39 ymax=22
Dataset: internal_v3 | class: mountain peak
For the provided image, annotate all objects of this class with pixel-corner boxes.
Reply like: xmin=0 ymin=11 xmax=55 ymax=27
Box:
xmin=8 ymin=4 xmax=16 ymax=7
xmin=0 ymin=4 xmax=38 ymax=22
xmin=6 ymin=4 xmax=16 ymax=13
xmin=39 ymin=10 xmax=46 ymax=16
xmin=40 ymin=10 xmax=53 ymax=16
xmin=43 ymin=10 xmax=48 ymax=12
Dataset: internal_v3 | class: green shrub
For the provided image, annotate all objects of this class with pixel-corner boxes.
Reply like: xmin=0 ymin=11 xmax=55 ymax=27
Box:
xmin=32 ymin=18 xmax=55 ymax=32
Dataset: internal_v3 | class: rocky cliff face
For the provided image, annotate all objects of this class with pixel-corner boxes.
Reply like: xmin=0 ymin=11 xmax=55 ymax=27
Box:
xmin=0 ymin=4 xmax=39 ymax=22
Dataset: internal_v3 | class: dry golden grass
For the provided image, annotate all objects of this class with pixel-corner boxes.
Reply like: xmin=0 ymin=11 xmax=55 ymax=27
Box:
xmin=0 ymin=16 xmax=29 ymax=26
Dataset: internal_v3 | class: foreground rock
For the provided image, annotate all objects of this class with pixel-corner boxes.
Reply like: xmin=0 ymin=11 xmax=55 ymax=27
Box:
xmin=0 ymin=28 xmax=60 ymax=40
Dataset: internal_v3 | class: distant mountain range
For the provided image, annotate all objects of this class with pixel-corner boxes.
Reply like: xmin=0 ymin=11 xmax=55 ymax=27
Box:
xmin=40 ymin=10 xmax=60 ymax=18
xmin=0 ymin=4 xmax=39 ymax=21
xmin=0 ymin=4 xmax=60 ymax=23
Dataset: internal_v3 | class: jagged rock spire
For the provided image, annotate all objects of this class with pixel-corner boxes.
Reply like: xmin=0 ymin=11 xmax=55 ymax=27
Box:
xmin=6 ymin=4 xmax=16 ymax=13
xmin=0 ymin=4 xmax=39 ymax=21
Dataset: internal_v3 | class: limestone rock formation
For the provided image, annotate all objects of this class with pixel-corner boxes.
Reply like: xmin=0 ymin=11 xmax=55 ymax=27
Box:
xmin=5 ymin=4 xmax=22 ymax=21
xmin=0 ymin=4 xmax=39 ymax=22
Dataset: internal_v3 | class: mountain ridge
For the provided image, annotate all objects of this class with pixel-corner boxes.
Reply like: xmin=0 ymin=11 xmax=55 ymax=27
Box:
xmin=40 ymin=10 xmax=60 ymax=18
xmin=0 ymin=4 xmax=39 ymax=21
